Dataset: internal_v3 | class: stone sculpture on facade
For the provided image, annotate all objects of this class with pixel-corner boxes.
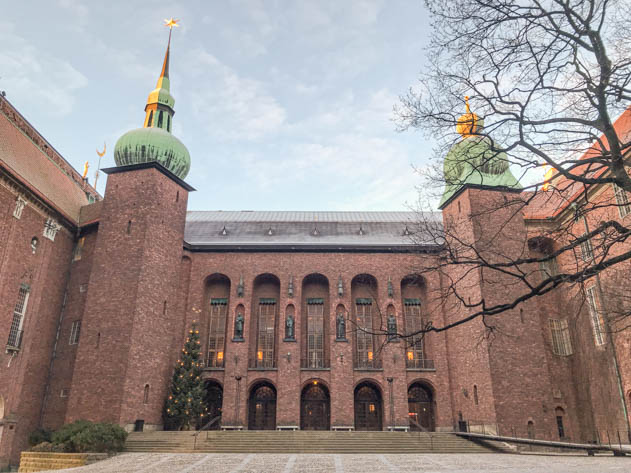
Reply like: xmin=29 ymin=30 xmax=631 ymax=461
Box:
xmin=336 ymin=312 xmax=346 ymax=340
xmin=387 ymin=314 xmax=397 ymax=341
xmin=285 ymin=314 xmax=295 ymax=340
xmin=234 ymin=312 xmax=244 ymax=340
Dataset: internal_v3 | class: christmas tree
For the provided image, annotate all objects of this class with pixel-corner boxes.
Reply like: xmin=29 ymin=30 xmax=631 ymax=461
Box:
xmin=164 ymin=321 xmax=208 ymax=430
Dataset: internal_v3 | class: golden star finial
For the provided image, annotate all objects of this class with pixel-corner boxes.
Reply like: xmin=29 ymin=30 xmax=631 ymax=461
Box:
xmin=164 ymin=18 xmax=180 ymax=29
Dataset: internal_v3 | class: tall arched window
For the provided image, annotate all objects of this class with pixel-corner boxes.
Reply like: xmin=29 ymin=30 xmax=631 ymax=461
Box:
xmin=302 ymin=274 xmax=329 ymax=369
xmin=208 ymin=298 xmax=227 ymax=367
xmin=143 ymin=384 xmax=150 ymax=404
xmin=147 ymin=110 xmax=153 ymax=127
xmin=167 ymin=115 xmax=171 ymax=132
xmin=402 ymin=276 xmax=426 ymax=369
xmin=251 ymin=274 xmax=280 ymax=369
xmin=352 ymin=275 xmax=379 ymax=369
xmin=206 ymin=274 xmax=230 ymax=368
xmin=157 ymin=111 xmax=164 ymax=128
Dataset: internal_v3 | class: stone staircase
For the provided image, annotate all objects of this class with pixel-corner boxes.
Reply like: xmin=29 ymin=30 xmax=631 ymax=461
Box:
xmin=126 ymin=430 xmax=493 ymax=454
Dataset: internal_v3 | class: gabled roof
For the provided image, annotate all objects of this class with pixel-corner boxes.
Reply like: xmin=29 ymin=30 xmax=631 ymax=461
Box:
xmin=0 ymin=97 xmax=100 ymax=223
xmin=523 ymin=104 xmax=631 ymax=220
xmin=184 ymin=211 xmax=442 ymax=251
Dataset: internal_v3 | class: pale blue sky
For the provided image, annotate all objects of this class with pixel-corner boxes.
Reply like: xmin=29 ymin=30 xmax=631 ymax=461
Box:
xmin=1 ymin=1 xmax=433 ymax=211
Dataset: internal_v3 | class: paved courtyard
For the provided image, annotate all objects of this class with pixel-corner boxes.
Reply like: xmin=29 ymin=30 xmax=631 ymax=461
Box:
xmin=38 ymin=452 xmax=630 ymax=472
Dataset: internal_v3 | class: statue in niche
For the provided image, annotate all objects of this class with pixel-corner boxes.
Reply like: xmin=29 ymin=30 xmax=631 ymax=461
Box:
xmin=387 ymin=314 xmax=397 ymax=340
xmin=336 ymin=312 xmax=346 ymax=340
xmin=285 ymin=314 xmax=295 ymax=340
xmin=234 ymin=312 xmax=244 ymax=340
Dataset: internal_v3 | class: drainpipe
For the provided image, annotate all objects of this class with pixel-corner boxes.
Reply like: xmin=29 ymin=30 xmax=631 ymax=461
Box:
xmin=387 ymin=377 xmax=394 ymax=431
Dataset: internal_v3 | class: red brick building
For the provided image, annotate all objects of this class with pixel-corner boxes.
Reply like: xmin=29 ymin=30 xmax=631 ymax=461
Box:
xmin=1 ymin=37 xmax=630 ymax=469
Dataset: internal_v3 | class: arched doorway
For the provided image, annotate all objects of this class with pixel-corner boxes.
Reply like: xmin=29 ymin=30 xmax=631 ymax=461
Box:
xmin=408 ymin=383 xmax=434 ymax=431
xmin=248 ymin=382 xmax=276 ymax=430
xmin=354 ymin=382 xmax=382 ymax=431
xmin=204 ymin=381 xmax=223 ymax=430
xmin=301 ymin=382 xmax=330 ymax=430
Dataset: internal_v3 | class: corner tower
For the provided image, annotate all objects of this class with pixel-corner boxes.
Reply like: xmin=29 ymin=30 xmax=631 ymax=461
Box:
xmin=440 ymin=100 xmax=559 ymax=438
xmin=66 ymin=22 xmax=193 ymax=431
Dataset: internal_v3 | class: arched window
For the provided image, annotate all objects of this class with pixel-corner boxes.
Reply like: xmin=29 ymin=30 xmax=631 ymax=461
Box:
xmin=555 ymin=407 xmax=566 ymax=439
xmin=473 ymin=385 xmax=479 ymax=405
xmin=147 ymin=110 xmax=153 ymax=127
xmin=208 ymin=298 xmax=228 ymax=368
xmin=402 ymin=276 xmax=426 ymax=369
xmin=302 ymin=274 xmax=329 ymax=369
xmin=167 ymin=115 xmax=171 ymax=132
xmin=352 ymin=275 xmax=378 ymax=369
xmin=157 ymin=111 xmax=164 ymax=128
xmin=143 ymin=384 xmax=150 ymax=404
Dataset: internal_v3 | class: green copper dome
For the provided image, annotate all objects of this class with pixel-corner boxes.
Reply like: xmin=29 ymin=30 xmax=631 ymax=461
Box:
xmin=114 ymin=127 xmax=190 ymax=179
xmin=113 ymin=28 xmax=191 ymax=180
xmin=439 ymin=135 xmax=521 ymax=208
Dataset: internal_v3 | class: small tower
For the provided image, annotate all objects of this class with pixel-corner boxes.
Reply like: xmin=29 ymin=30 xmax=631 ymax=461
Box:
xmin=439 ymin=99 xmax=556 ymax=438
xmin=66 ymin=22 xmax=193 ymax=431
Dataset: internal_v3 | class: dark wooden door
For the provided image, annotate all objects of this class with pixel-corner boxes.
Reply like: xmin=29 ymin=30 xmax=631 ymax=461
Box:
xmin=408 ymin=385 xmax=434 ymax=431
xmin=248 ymin=385 xmax=276 ymax=430
xmin=354 ymin=385 xmax=382 ymax=431
xmin=205 ymin=384 xmax=223 ymax=430
xmin=301 ymin=384 xmax=330 ymax=430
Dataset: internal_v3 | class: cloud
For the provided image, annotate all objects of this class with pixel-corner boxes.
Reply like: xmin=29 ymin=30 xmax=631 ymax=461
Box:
xmin=184 ymin=47 xmax=286 ymax=140
xmin=0 ymin=21 xmax=88 ymax=117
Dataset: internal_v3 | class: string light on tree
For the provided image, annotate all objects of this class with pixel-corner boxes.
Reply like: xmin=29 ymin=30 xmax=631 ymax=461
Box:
xmin=163 ymin=319 xmax=207 ymax=430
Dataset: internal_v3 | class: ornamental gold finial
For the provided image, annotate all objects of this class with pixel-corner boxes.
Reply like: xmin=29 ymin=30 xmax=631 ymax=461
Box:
xmin=456 ymin=95 xmax=481 ymax=138
xmin=164 ymin=18 xmax=179 ymax=29
xmin=542 ymin=164 xmax=555 ymax=191
xmin=82 ymin=161 xmax=89 ymax=179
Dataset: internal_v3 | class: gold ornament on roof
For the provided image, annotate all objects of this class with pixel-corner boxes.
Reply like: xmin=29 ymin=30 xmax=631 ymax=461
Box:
xmin=542 ymin=164 xmax=555 ymax=191
xmin=164 ymin=18 xmax=179 ymax=29
xmin=456 ymin=96 xmax=482 ymax=138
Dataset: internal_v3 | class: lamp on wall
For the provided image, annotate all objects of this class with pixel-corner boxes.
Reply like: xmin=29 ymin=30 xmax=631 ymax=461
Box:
xmin=285 ymin=352 xmax=291 ymax=363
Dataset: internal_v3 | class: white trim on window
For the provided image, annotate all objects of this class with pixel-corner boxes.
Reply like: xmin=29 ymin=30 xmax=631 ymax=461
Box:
xmin=7 ymin=285 xmax=30 ymax=349
xmin=549 ymin=319 xmax=573 ymax=356
xmin=580 ymin=234 xmax=593 ymax=262
xmin=13 ymin=196 xmax=26 ymax=219
xmin=586 ymin=286 xmax=606 ymax=346
xmin=43 ymin=218 xmax=60 ymax=241
xmin=69 ymin=321 xmax=81 ymax=345
xmin=613 ymin=183 xmax=631 ymax=218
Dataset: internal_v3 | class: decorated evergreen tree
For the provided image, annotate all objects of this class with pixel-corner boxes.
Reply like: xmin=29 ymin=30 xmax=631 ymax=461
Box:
xmin=164 ymin=321 xmax=208 ymax=430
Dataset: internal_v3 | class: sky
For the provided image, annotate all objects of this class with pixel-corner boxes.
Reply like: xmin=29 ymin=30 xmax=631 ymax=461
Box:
xmin=1 ymin=1 xmax=433 ymax=211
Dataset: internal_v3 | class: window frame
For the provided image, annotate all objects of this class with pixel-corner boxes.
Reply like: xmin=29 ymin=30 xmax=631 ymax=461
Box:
xmin=549 ymin=318 xmax=573 ymax=356
xmin=69 ymin=320 xmax=82 ymax=345
xmin=8 ymin=284 xmax=30 ymax=349
xmin=586 ymin=286 xmax=606 ymax=346
xmin=613 ymin=183 xmax=631 ymax=218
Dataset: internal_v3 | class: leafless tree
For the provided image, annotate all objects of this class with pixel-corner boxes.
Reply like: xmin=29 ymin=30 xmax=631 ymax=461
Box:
xmin=391 ymin=0 xmax=631 ymax=337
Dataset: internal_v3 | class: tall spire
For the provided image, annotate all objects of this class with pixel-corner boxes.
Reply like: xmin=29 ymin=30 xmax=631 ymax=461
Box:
xmin=113 ymin=17 xmax=191 ymax=180
xmin=144 ymin=18 xmax=179 ymax=130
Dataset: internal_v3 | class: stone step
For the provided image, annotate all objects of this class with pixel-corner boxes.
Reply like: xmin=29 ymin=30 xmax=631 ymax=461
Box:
xmin=125 ymin=430 xmax=491 ymax=454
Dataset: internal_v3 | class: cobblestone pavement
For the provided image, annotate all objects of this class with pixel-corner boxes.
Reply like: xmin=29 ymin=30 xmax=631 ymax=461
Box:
xmin=39 ymin=453 xmax=630 ymax=473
